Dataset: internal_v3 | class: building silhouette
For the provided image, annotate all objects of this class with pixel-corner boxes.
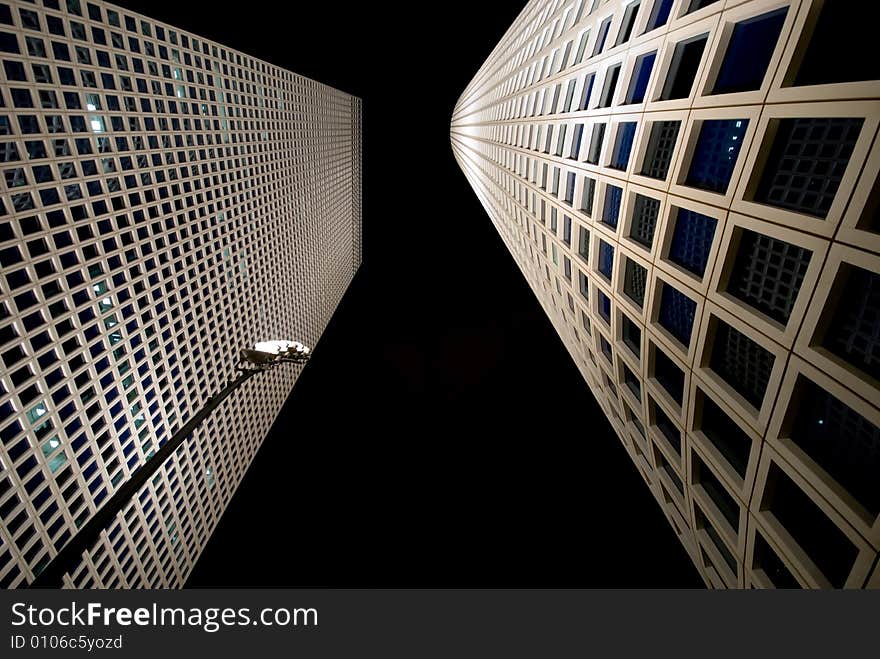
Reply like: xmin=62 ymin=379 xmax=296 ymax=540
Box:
xmin=0 ymin=0 xmax=362 ymax=587
xmin=452 ymin=0 xmax=880 ymax=588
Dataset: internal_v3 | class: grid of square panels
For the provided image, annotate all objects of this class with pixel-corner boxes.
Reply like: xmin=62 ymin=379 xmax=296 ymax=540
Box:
xmin=452 ymin=0 xmax=880 ymax=588
xmin=0 ymin=0 xmax=362 ymax=588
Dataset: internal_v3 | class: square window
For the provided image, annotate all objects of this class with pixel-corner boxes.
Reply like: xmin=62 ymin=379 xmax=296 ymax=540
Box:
xmin=626 ymin=52 xmax=656 ymax=104
xmin=754 ymin=118 xmax=862 ymax=218
xmin=621 ymin=314 xmax=641 ymax=358
xmin=602 ymin=184 xmax=623 ymax=228
xmin=598 ymin=64 xmax=620 ymax=108
xmin=821 ymin=265 xmax=880 ymax=383
xmin=667 ymin=208 xmax=717 ymax=278
xmin=709 ymin=320 xmax=774 ymax=408
xmin=712 ymin=8 xmax=788 ymax=95
xmin=726 ymin=229 xmax=811 ymax=325
xmin=654 ymin=346 xmax=684 ymax=406
xmin=685 ymin=119 xmax=748 ymax=194
xmin=629 ymin=194 xmax=660 ymax=250
xmin=645 ymin=0 xmax=674 ymax=32
xmin=697 ymin=392 xmax=751 ymax=478
xmin=640 ymin=120 xmax=680 ymax=180
xmin=788 ymin=376 xmax=880 ymax=517
xmin=598 ymin=240 xmax=614 ymax=280
xmin=623 ymin=258 xmax=647 ymax=309
xmin=658 ymin=284 xmax=697 ymax=347
xmin=793 ymin=4 xmax=879 ymax=87
xmin=610 ymin=122 xmax=637 ymax=170
xmin=660 ymin=34 xmax=708 ymax=101
xmin=760 ymin=463 xmax=858 ymax=588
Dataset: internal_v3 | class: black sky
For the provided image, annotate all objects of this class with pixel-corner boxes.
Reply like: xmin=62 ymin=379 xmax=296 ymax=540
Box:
xmin=112 ymin=0 xmax=702 ymax=587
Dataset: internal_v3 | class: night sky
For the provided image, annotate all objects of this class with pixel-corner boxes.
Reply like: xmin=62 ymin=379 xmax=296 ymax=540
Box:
xmin=114 ymin=0 xmax=702 ymax=588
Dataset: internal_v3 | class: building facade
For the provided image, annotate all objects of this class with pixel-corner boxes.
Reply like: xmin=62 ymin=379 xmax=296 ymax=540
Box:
xmin=0 ymin=0 xmax=362 ymax=587
xmin=452 ymin=0 xmax=879 ymax=588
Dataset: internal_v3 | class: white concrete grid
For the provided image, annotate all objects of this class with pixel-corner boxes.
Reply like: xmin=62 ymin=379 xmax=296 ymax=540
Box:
xmin=0 ymin=0 xmax=362 ymax=587
xmin=452 ymin=0 xmax=880 ymax=588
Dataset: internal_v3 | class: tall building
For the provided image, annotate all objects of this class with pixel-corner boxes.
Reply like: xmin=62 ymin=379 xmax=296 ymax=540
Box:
xmin=452 ymin=0 xmax=880 ymax=588
xmin=0 ymin=0 xmax=362 ymax=587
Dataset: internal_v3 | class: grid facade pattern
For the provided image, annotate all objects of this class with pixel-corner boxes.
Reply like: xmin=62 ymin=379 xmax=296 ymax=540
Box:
xmin=0 ymin=0 xmax=362 ymax=588
xmin=451 ymin=0 xmax=880 ymax=588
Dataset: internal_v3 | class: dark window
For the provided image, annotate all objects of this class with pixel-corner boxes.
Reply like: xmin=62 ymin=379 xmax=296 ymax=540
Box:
xmin=603 ymin=184 xmax=623 ymax=228
xmin=615 ymin=2 xmax=641 ymax=46
xmin=652 ymin=401 xmax=681 ymax=455
xmin=629 ymin=194 xmax=660 ymax=250
xmin=658 ymin=284 xmax=697 ymax=347
xmin=695 ymin=455 xmax=740 ymax=530
xmin=623 ymin=363 xmax=641 ymax=400
xmin=598 ymin=291 xmax=612 ymax=325
xmin=645 ymin=0 xmax=674 ymax=32
xmin=754 ymin=118 xmax=862 ymax=218
xmin=727 ymin=230 xmax=811 ymax=325
xmin=610 ymin=122 xmax=637 ymax=170
xmin=668 ymin=208 xmax=717 ymax=278
xmin=660 ymin=34 xmax=708 ymax=100
xmin=712 ymin=8 xmax=788 ymax=95
xmin=586 ymin=122 xmax=605 ymax=164
xmin=626 ymin=52 xmax=656 ymax=104
xmin=598 ymin=240 xmax=614 ymax=280
xmin=687 ymin=0 xmax=721 ymax=12
xmin=623 ymin=258 xmax=647 ymax=309
xmin=753 ymin=532 xmax=800 ymax=588
xmin=793 ymin=4 xmax=880 ymax=86
xmin=580 ymin=177 xmax=595 ymax=216
xmin=695 ymin=505 xmax=738 ymax=575
xmin=698 ymin=393 xmax=751 ymax=478
xmin=790 ymin=376 xmax=880 ymax=518
xmin=821 ymin=265 xmax=880 ymax=388
xmin=621 ymin=314 xmax=641 ymax=358
xmin=709 ymin=320 xmax=775 ymax=408
xmin=579 ymin=72 xmax=595 ymax=110
xmin=654 ymin=347 xmax=684 ymax=406
xmin=599 ymin=64 xmax=620 ymax=108
xmin=578 ymin=227 xmax=590 ymax=262
xmin=685 ymin=118 xmax=749 ymax=194
xmin=592 ymin=16 xmax=613 ymax=57
xmin=760 ymin=464 xmax=858 ymax=588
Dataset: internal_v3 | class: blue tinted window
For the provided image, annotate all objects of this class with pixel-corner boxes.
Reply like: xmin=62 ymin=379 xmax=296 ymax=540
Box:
xmin=668 ymin=208 xmax=717 ymax=277
xmin=646 ymin=0 xmax=674 ymax=31
xmin=599 ymin=291 xmax=612 ymax=324
xmin=603 ymin=185 xmax=623 ymax=228
xmin=658 ymin=285 xmax=697 ymax=347
xmin=579 ymin=73 xmax=595 ymax=110
xmin=627 ymin=52 xmax=656 ymax=104
xmin=610 ymin=122 xmax=637 ymax=170
xmin=593 ymin=17 xmax=612 ymax=56
xmin=598 ymin=240 xmax=614 ymax=280
xmin=685 ymin=119 xmax=748 ymax=193
xmin=713 ymin=8 xmax=787 ymax=95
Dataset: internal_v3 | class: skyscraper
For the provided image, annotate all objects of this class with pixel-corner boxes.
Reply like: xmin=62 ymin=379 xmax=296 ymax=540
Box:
xmin=452 ymin=0 xmax=880 ymax=588
xmin=0 ymin=0 xmax=362 ymax=587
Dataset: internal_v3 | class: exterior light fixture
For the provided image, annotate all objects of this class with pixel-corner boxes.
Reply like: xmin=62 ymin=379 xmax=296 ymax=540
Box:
xmin=30 ymin=339 xmax=311 ymax=588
